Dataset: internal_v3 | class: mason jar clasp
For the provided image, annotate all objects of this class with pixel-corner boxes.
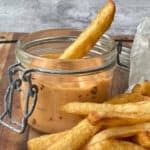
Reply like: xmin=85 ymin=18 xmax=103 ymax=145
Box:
xmin=0 ymin=63 xmax=38 ymax=133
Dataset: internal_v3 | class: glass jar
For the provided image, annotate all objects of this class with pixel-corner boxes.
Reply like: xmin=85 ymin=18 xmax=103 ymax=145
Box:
xmin=16 ymin=29 xmax=116 ymax=133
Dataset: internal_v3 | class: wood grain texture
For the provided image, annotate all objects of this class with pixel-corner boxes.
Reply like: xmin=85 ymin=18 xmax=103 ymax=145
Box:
xmin=0 ymin=33 xmax=28 ymax=150
xmin=0 ymin=42 xmax=12 ymax=80
xmin=0 ymin=32 xmax=132 ymax=149
xmin=111 ymin=35 xmax=134 ymax=49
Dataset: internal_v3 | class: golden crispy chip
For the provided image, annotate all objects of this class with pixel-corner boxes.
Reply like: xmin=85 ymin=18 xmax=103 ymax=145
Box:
xmin=134 ymin=132 xmax=150 ymax=148
xmin=60 ymin=101 xmax=150 ymax=116
xmin=47 ymin=118 xmax=102 ymax=150
xmin=87 ymin=123 xmax=150 ymax=146
xmin=60 ymin=0 xmax=115 ymax=59
xmin=87 ymin=139 xmax=147 ymax=150
xmin=28 ymin=130 xmax=69 ymax=150
xmin=106 ymin=93 xmax=148 ymax=104
xmin=88 ymin=110 xmax=150 ymax=125
xmin=141 ymin=80 xmax=150 ymax=96
xmin=131 ymin=84 xmax=141 ymax=93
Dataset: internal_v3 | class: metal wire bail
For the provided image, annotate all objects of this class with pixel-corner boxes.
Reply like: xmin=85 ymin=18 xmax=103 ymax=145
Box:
xmin=116 ymin=40 xmax=131 ymax=70
xmin=0 ymin=63 xmax=38 ymax=133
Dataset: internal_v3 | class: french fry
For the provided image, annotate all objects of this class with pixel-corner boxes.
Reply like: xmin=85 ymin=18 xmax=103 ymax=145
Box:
xmin=86 ymin=122 xmax=150 ymax=146
xmin=131 ymin=81 xmax=150 ymax=96
xmin=86 ymin=139 xmax=147 ymax=150
xmin=60 ymin=0 xmax=115 ymax=59
xmin=28 ymin=130 xmax=69 ymax=150
xmin=60 ymin=101 xmax=150 ymax=116
xmin=134 ymin=132 xmax=150 ymax=148
xmin=47 ymin=118 xmax=102 ymax=150
xmin=106 ymin=93 xmax=148 ymax=104
xmin=141 ymin=80 xmax=150 ymax=96
xmin=88 ymin=111 xmax=150 ymax=125
xmin=131 ymin=84 xmax=141 ymax=93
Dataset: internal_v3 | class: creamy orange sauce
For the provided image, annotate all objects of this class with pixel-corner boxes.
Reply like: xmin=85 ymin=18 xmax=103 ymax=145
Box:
xmin=20 ymin=54 xmax=113 ymax=133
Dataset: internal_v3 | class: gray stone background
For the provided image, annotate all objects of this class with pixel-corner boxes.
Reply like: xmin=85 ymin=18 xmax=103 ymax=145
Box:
xmin=0 ymin=0 xmax=150 ymax=34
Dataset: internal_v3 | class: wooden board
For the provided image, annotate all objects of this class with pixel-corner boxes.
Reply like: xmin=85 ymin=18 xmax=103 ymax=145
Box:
xmin=0 ymin=33 xmax=27 ymax=150
xmin=0 ymin=33 xmax=133 ymax=150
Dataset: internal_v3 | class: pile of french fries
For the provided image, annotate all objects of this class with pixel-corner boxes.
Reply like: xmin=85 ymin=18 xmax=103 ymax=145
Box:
xmin=28 ymin=81 xmax=150 ymax=150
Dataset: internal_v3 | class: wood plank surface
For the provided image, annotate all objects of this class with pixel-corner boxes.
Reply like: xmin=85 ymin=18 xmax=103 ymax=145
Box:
xmin=0 ymin=33 xmax=133 ymax=150
xmin=0 ymin=32 xmax=28 ymax=150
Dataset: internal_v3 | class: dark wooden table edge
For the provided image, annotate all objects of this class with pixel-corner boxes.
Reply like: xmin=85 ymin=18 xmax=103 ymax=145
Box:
xmin=0 ymin=32 xmax=134 ymax=42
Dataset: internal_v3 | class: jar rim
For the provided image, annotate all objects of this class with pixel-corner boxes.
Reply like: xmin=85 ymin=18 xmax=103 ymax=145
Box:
xmin=16 ymin=28 xmax=116 ymax=74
